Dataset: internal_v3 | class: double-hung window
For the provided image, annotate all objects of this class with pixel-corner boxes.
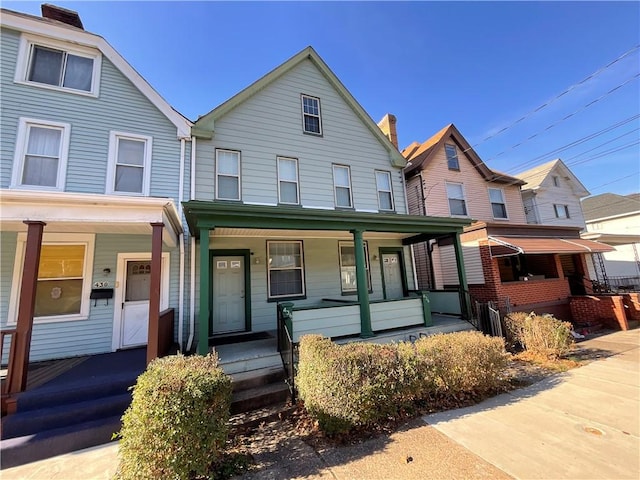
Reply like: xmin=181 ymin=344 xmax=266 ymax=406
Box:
xmin=16 ymin=35 xmax=100 ymax=95
xmin=446 ymin=182 xmax=468 ymax=216
xmin=11 ymin=117 xmax=70 ymax=191
xmin=339 ymin=241 xmax=371 ymax=293
xmin=107 ymin=132 xmax=152 ymax=195
xmin=301 ymin=95 xmax=322 ymax=135
xmin=277 ymin=157 xmax=300 ymax=204
xmin=488 ymin=188 xmax=507 ymax=219
xmin=216 ymin=149 xmax=241 ymax=200
xmin=554 ymin=204 xmax=570 ymax=219
xmin=445 ymin=144 xmax=459 ymax=170
xmin=333 ymin=164 xmax=353 ymax=208
xmin=376 ymin=171 xmax=394 ymax=211
xmin=267 ymin=241 xmax=305 ymax=299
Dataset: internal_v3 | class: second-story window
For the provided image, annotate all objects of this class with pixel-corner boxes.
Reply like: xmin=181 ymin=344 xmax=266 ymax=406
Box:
xmin=554 ymin=204 xmax=570 ymax=219
xmin=376 ymin=171 xmax=394 ymax=211
xmin=107 ymin=132 xmax=152 ymax=195
xmin=488 ymin=188 xmax=507 ymax=219
xmin=445 ymin=144 xmax=459 ymax=170
xmin=277 ymin=157 xmax=300 ymax=204
xmin=446 ymin=182 xmax=468 ymax=216
xmin=216 ymin=149 xmax=241 ymax=201
xmin=333 ymin=165 xmax=353 ymax=208
xmin=301 ymin=95 xmax=322 ymax=135
xmin=11 ymin=117 xmax=70 ymax=191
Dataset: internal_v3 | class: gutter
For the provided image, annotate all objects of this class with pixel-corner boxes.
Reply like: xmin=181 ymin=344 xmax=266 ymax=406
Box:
xmin=177 ymin=138 xmax=186 ymax=351
xmin=187 ymin=137 xmax=197 ymax=352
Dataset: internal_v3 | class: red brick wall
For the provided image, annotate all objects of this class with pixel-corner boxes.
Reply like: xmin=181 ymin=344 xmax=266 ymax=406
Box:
xmin=570 ymin=295 xmax=630 ymax=331
xmin=622 ymin=293 xmax=640 ymax=323
xmin=500 ymin=278 xmax=570 ymax=308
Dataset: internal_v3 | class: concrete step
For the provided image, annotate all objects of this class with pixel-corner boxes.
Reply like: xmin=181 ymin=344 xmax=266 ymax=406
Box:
xmin=231 ymin=381 xmax=290 ymax=415
xmin=231 ymin=365 xmax=285 ymax=392
xmin=216 ymin=338 xmax=281 ymax=375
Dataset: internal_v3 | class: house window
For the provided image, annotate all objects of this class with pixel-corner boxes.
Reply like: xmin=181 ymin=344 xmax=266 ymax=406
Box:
xmin=554 ymin=204 xmax=570 ymax=219
xmin=16 ymin=35 xmax=101 ymax=95
xmin=107 ymin=132 xmax=152 ymax=195
xmin=489 ymin=188 xmax=507 ymax=219
xmin=339 ymin=241 xmax=371 ymax=293
xmin=445 ymin=144 xmax=459 ymax=170
xmin=9 ymin=233 xmax=95 ymax=323
xmin=376 ymin=171 xmax=394 ymax=211
xmin=267 ymin=241 xmax=305 ymax=299
xmin=11 ymin=117 xmax=70 ymax=191
xmin=552 ymin=176 xmax=560 ymax=187
xmin=216 ymin=149 xmax=241 ymax=200
xmin=277 ymin=157 xmax=300 ymax=205
xmin=446 ymin=182 xmax=468 ymax=216
xmin=333 ymin=165 xmax=353 ymax=208
xmin=301 ymin=95 xmax=322 ymax=135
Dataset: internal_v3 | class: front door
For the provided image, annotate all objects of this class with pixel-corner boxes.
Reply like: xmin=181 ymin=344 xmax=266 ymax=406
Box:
xmin=382 ymin=253 xmax=404 ymax=299
xmin=121 ymin=260 xmax=151 ymax=348
xmin=212 ymin=256 xmax=245 ymax=334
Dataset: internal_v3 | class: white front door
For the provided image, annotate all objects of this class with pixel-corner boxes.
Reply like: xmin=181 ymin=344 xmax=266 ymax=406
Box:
xmin=121 ymin=260 xmax=151 ymax=348
xmin=212 ymin=256 xmax=245 ymax=334
xmin=382 ymin=253 xmax=404 ymax=299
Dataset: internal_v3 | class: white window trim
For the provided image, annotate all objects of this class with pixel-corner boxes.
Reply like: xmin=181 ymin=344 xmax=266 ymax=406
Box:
xmin=445 ymin=143 xmax=460 ymax=170
xmin=106 ymin=131 xmax=152 ymax=196
xmin=488 ymin=187 xmax=508 ymax=220
xmin=14 ymin=33 xmax=102 ymax=97
xmin=277 ymin=156 xmax=300 ymax=205
xmin=339 ymin=241 xmax=372 ymax=293
xmin=375 ymin=170 xmax=395 ymax=211
xmin=267 ymin=240 xmax=306 ymax=299
xmin=332 ymin=164 xmax=353 ymax=208
xmin=215 ymin=149 xmax=241 ymax=201
xmin=10 ymin=117 xmax=71 ymax=191
xmin=7 ymin=233 xmax=95 ymax=325
xmin=554 ymin=204 xmax=570 ymax=219
xmin=301 ymin=94 xmax=322 ymax=135
xmin=445 ymin=182 xmax=469 ymax=217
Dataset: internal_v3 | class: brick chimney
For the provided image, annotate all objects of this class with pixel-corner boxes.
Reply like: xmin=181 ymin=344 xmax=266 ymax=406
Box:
xmin=378 ymin=113 xmax=398 ymax=149
xmin=41 ymin=4 xmax=84 ymax=30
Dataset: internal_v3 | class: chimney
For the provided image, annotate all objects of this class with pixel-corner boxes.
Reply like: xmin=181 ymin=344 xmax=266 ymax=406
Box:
xmin=41 ymin=4 xmax=84 ymax=30
xmin=378 ymin=113 xmax=398 ymax=149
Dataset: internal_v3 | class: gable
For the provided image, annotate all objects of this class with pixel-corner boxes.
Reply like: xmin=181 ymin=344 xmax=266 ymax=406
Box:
xmin=517 ymin=159 xmax=589 ymax=197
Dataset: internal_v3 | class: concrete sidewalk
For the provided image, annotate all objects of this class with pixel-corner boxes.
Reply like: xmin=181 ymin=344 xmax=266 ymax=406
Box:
xmin=425 ymin=329 xmax=640 ymax=480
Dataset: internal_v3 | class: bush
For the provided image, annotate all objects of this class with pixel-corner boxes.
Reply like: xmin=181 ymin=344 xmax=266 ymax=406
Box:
xmin=116 ymin=353 xmax=233 ymax=480
xmin=296 ymin=331 xmax=507 ymax=435
xmin=504 ymin=311 xmax=574 ymax=359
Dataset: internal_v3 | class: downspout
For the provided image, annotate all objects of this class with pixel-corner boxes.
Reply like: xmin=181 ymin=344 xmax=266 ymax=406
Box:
xmin=187 ymin=136 xmax=197 ymax=351
xmin=400 ymin=166 xmax=418 ymax=289
xmin=177 ymin=138 xmax=186 ymax=351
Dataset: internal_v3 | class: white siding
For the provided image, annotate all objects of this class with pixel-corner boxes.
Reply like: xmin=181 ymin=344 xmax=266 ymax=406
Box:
xmin=462 ymin=242 xmax=485 ymax=285
xmin=370 ymin=298 xmax=423 ymax=331
xmin=529 ymin=174 xmax=587 ymax=228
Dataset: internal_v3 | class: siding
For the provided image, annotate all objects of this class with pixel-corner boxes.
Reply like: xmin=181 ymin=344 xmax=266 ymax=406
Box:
xmin=461 ymin=241 xmax=486 ymax=284
xmin=195 ymin=59 xmax=406 ymax=213
xmin=531 ymin=176 xmax=587 ymax=228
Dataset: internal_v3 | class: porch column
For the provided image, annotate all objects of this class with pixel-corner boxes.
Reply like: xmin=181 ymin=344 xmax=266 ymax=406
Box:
xmin=352 ymin=229 xmax=373 ymax=337
xmin=198 ymin=228 xmax=211 ymax=355
xmin=9 ymin=221 xmax=45 ymax=394
xmin=453 ymin=232 xmax=471 ymax=320
xmin=147 ymin=222 xmax=164 ymax=365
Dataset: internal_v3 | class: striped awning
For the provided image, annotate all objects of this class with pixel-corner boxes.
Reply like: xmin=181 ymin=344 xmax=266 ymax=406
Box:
xmin=488 ymin=236 xmax=615 ymax=257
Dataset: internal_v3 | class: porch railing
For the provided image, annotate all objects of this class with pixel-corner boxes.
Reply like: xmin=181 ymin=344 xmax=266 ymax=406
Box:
xmin=147 ymin=308 xmax=175 ymax=364
xmin=1 ymin=328 xmax=18 ymax=397
xmin=277 ymin=303 xmax=296 ymax=403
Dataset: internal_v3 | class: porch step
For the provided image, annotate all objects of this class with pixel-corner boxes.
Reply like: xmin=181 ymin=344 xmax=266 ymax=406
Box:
xmin=215 ymin=338 xmax=281 ymax=375
xmin=230 ymin=365 xmax=289 ymax=415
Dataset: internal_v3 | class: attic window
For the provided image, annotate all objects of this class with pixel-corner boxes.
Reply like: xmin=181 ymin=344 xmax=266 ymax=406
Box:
xmin=552 ymin=175 xmax=560 ymax=187
xmin=445 ymin=144 xmax=459 ymax=170
xmin=301 ymin=95 xmax=322 ymax=135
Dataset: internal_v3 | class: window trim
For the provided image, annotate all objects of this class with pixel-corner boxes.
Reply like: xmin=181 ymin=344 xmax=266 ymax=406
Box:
xmin=277 ymin=156 xmax=300 ymax=205
xmin=106 ymin=131 xmax=152 ymax=196
xmin=445 ymin=182 xmax=468 ymax=217
xmin=445 ymin=143 xmax=460 ymax=170
xmin=554 ymin=204 xmax=570 ymax=219
xmin=11 ymin=117 xmax=71 ymax=191
xmin=488 ymin=187 xmax=508 ymax=220
xmin=301 ymin=94 xmax=322 ymax=136
xmin=215 ymin=149 xmax=242 ymax=201
xmin=552 ymin=175 xmax=560 ymax=187
xmin=7 ymin=233 xmax=95 ymax=324
xmin=339 ymin=241 xmax=372 ymax=294
xmin=15 ymin=33 xmax=102 ymax=97
xmin=375 ymin=170 xmax=395 ymax=211
xmin=267 ymin=240 xmax=306 ymax=300
xmin=332 ymin=164 xmax=353 ymax=209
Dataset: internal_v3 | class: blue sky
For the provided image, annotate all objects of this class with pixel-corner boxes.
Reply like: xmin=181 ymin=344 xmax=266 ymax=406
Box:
xmin=6 ymin=1 xmax=639 ymax=196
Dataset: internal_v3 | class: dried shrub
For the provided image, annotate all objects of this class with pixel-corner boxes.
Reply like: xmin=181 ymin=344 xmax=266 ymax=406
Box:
xmin=115 ymin=353 xmax=232 ymax=480
xmin=504 ymin=311 xmax=574 ymax=359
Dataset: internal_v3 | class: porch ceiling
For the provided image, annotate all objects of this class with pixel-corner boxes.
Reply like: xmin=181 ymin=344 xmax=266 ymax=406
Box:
xmin=183 ymin=200 xmax=471 ymax=240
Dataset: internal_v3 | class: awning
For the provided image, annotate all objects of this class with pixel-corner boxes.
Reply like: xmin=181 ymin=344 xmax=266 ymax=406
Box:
xmin=488 ymin=236 xmax=615 ymax=257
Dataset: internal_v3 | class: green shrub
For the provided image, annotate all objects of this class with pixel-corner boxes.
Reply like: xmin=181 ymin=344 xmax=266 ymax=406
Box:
xmin=296 ymin=331 xmax=507 ymax=435
xmin=504 ymin=311 xmax=574 ymax=359
xmin=115 ymin=353 xmax=233 ymax=480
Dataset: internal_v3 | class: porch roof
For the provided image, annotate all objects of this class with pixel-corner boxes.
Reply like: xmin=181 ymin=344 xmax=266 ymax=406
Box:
xmin=182 ymin=201 xmax=471 ymax=240
xmin=489 ymin=235 xmax=615 ymax=256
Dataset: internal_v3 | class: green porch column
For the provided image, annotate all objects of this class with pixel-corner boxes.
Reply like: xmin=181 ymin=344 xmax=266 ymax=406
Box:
xmin=453 ymin=232 xmax=471 ymax=320
xmin=352 ymin=229 xmax=373 ymax=337
xmin=198 ymin=227 xmax=211 ymax=355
